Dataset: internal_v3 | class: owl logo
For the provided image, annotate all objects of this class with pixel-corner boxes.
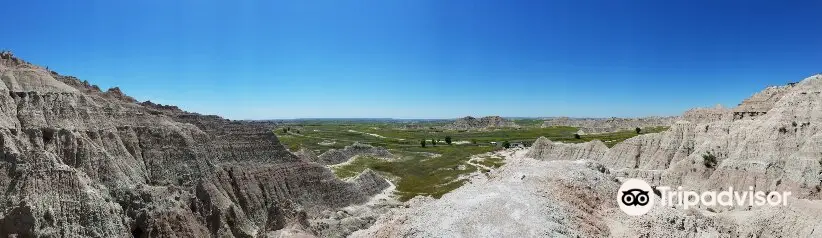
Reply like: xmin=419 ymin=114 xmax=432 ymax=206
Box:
xmin=621 ymin=189 xmax=650 ymax=206
xmin=617 ymin=179 xmax=655 ymax=216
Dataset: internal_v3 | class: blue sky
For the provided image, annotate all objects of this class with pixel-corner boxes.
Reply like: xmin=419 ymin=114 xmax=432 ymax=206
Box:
xmin=3 ymin=0 xmax=821 ymax=119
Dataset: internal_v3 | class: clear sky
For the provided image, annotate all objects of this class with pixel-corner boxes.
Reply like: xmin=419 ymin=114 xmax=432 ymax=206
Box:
xmin=4 ymin=0 xmax=821 ymax=119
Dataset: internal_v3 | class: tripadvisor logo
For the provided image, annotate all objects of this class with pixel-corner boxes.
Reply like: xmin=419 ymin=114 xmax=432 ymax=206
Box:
xmin=617 ymin=179 xmax=792 ymax=216
xmin=617 ymin=179 xmax=655 ymax=216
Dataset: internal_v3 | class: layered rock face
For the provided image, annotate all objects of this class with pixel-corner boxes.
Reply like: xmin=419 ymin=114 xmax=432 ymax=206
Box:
xmin=529 ymin=75 xmax=822 ymax=198
xmin=443 ymin=116 xmax=518 ymax=130
xmin=732 ymin=83 xmax=796 ymax=120
xmin=527 ymin=75 xmax=822 ymax=201
xmin=682 ymin=104 xmax=733 ymax=124
xmin=525 ymin=137 xmax=608 ymax=162
xmin=0 ymin=52 xmax=387 ymax=237
xmin=541 ymin=116 xmax=678 ymax=134
xmin=316 ymin=143 xmax=394 ymax=165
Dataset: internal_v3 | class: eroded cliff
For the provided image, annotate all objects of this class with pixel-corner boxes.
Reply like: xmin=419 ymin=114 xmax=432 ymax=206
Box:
xmin=530 ymin=74 xmax=822 ymax=200
xmin=0 ymin=52 xmax=388 ymax=237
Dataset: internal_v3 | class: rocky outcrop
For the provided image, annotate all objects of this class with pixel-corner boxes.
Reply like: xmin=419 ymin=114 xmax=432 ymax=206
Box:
xmin=526 ymin=74 xmax=822 ymax=199
xmin=525 ymin=137 xmax=608 ymax=162
xmin=349 ymin=169 xmax=391 ymax=197
xmin=317 ymin=143 xmax=394 ymax=165
xmin=443 ymin=116 xmax=518 ymax=130
xmin=541 ymin=116 xmax=678 ymax=134
xmin=682 ymin=104 xmax=733 ymax=124
xmin=0 ymin=52 xmax=389 ymax=237
xmin=732 ymin=83 xmax=795 ymax=120
xmin=293 ymin=148 xmax=320 ymax=162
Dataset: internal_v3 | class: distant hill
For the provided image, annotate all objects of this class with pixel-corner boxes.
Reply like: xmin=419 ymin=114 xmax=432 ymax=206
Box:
xmin=442 ymin=116 xmax=519 ymax=130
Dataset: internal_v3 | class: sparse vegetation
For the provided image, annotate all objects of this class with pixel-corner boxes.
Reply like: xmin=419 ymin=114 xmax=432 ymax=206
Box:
xmin=476 ymin=156 xmax=505 ymax=168
xmin=703 ymin=151 xmax=718 ymax=168
xmin=272 ymin=121 xmax=668 ymax=201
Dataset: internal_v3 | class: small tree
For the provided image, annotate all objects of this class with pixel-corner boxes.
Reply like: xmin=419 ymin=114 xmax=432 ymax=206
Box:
xmin=471 ymin=139 xmax=477 ymax=145
xmin=503 ymin=141 xmax=511 ymax=149
xmin=420 ymin=139 xmax=426 ymax=148
xmin=431 ymin=139 xmax=437 ymax=146
xmin=445 ymin=136 xmax=452 ymax=145
xmin=282 ymin=127 xmax=288 ymax=133
xmin=635 ymin=127 xmax=641 ymax=134
xmin=574 ymin=133 xmax=581 ymax=139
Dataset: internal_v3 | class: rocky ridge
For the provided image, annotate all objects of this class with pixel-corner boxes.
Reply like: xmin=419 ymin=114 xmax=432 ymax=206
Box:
xmin=531 ymin=75 xmax=822 ymax=198
xmin=541 ymin=116 xmax=679 ymax=134
xmin=0 ymin=52 xmax=389 ymax=237
xmin=442 ymin=116 xmax=518 ymax=130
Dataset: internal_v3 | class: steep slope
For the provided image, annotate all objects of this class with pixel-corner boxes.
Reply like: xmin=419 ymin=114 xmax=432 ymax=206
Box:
xmin=526 ymin=75 xmax=822 ymax=198
xmin=0 ymin=52 xmax=388 ymax=237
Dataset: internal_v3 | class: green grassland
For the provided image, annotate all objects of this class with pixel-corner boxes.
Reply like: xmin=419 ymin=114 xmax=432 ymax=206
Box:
xmin=274 ymin=121 xmax=667 ymax=201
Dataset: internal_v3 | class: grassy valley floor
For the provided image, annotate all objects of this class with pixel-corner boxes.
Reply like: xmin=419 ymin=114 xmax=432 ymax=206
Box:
xmin=274 ymin=121 xmax=666 ymax=201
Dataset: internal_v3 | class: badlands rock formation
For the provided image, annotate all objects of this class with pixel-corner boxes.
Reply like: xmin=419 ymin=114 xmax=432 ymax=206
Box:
xmin=358 ymin=74 xmax=822 ymax=237
xmin=316 ymin=143 xmax=394 ymax=165
xmin=443 ymin=116 xmax=518 ymax=130
xmin=529 ymin=75 xmax=822 ymax=197
xmin=0 ymin=52 xmax=389 ymax=237
xmin=542 ymin=116 xmax=679 ymax=134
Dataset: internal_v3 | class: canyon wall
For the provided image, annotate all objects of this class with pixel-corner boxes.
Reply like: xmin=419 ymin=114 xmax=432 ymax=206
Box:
xmin=0 ymin=52 xmax=388 ymax=237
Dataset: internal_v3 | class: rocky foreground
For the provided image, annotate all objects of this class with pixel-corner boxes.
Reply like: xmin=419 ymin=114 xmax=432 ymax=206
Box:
xmin=355 ymin=75 xmax=822 ymax=237
xmin=0 ymin=52 xmax=392 ymax=237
